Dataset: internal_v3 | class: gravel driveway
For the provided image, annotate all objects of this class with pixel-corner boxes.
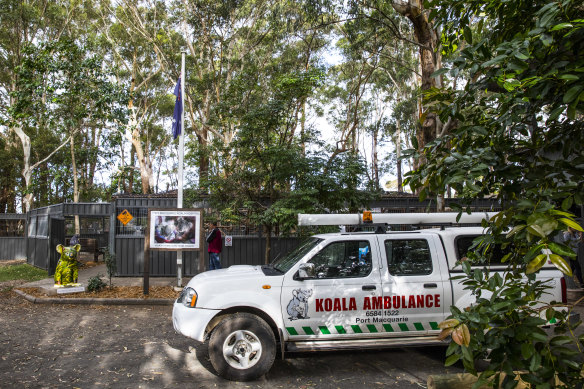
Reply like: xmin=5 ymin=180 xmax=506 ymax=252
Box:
xmin=1 ymin=289 xmax=465 ymax=389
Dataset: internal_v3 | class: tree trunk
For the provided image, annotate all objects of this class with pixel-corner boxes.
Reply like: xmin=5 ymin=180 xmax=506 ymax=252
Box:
xmin=70 ymin=135 xmax=81 ymax=234
xmin=125 ymin=113 xmax=154 ymax=194
xmin=13 ymin=125 xmax=33 ymax=213
xmin=395 ymin=119 xmax=403 ymax=192
xmin=392 ymin=0 xmax=440 ymax=149
xmin=372 ymin=124 xmax=379 ymax=190
xmin=128 ymin=147 xmax=135 ymax=194
xmin=119 ymin=141 xmax=125 ymax=193
xmin=300 ymin=99 xmax=307 ymax=155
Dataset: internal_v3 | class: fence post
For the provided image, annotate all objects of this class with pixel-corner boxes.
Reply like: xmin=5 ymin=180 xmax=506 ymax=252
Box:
xmin=109 ymin=201 xmax=115 ymax=258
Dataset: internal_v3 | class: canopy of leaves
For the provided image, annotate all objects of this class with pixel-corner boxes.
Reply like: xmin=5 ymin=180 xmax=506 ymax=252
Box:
xmin=405 ymin=0 xmax=584 ymax=386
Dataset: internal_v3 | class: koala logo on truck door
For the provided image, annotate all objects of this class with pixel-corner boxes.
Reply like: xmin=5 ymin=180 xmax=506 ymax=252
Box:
xmin=286 ymin=288 xmax=313 ymax=320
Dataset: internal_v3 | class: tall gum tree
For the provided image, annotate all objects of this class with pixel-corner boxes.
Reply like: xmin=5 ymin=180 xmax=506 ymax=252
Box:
xmin=327 ymin=1 xmax=419 ymax=190
xmin=1 ymin=0 xmax=87 ymax=212
xmin=391 ymin=0 xmax=441 ymax=147
xmin=180 ymin=0 xmax=333 ymax=187
xmin=98 ymin=0 xmax=178 ymax=194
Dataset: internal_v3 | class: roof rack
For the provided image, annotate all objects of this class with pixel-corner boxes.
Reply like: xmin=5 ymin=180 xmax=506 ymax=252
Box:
xmin=298 ymin=212 xmax=495 ymax=227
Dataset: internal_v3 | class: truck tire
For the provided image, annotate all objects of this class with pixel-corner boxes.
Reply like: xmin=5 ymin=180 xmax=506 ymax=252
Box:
xmin=208 ymin=313 xmax=276 ymax=381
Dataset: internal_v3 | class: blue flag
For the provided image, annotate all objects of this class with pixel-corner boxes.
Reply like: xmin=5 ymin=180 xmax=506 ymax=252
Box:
xmin=172 ymin=78 xmax=182 ymax=139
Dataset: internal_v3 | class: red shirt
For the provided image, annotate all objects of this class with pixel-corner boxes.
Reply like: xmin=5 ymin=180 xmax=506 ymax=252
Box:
xmin=207 ymin=228 xmax=222 ymax=253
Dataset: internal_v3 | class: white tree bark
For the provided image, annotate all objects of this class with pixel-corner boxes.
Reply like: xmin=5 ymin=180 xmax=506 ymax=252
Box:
xmin=70 ymin=135 xmax=81 ymax=235
xmin=126 ymin=106 xmax=155 ymax=194
xmin=13 ymin=124 xmax=71 ymax=212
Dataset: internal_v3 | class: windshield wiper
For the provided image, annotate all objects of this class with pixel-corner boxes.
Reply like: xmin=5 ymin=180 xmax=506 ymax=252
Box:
xmin=261 ymin=264 xmax=284 ymax=275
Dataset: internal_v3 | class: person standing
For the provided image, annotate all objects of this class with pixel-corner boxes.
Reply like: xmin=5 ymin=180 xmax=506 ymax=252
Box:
xmin=206 ymin=221 xmax=222 ymax=270
xmin=563 ymin=226 xmax=584 ymax=288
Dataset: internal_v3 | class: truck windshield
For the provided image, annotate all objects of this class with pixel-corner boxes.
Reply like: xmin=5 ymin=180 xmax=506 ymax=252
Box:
xmin=272 ymin=238 xmax=323 ymax=273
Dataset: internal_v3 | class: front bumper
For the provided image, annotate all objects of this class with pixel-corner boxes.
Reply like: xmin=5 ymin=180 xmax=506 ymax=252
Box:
xmin=172 ymin=302 xmax=221 ymax=342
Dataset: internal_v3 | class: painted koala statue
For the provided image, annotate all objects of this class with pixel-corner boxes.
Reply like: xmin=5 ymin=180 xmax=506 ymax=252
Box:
xmin=54 ymin=244 xmax=81 ymax=285
xmin=286 ymin=288 xmax=313 ymax=320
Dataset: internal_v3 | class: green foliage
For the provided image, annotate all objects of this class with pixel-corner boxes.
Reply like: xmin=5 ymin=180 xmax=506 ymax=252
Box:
xmin=406 ymin=0 xmax=584 ymax=386
xmin=87 ymin=274 xmax=107 ymax=293
xmin=205 ymin=67 xmax=373 ymax=248
xmin=0 ymin=263 xmax=47 ymax=283
xmin=9 ymin=35 xmax=127 ymax=205
xmin=449 ymin=260 xmax=583 ymax=388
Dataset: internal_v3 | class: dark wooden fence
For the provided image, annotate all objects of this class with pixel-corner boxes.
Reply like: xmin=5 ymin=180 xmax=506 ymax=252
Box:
xmin=0 ymin=214 xmax=26 ymax=261
xmin=4 ymin=194 xmax=506 ymax=277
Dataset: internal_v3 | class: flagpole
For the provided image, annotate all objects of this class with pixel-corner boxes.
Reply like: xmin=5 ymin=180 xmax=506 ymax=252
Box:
xmin=177 ymin=49 xmax=186 ymax=287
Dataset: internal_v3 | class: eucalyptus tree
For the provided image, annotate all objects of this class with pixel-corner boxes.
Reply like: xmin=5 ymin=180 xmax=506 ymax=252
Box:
xmin=0 ymin=0 xmax=104 ymax=211
xmin=389 ymin=0 xmax=446 ymax=148
xmin=11 ymin=37 xmax=125 ymax=214
xmin=406 ymin=0 xmax=584 ymax=386
xmin=0 ymin=135 xmax=19 ymax=212
xmin=386 ymin=94 xmax=418 ymax=190
xmin=207 ymin=68 xmax=370 ymax=263
xmin=97 ymin=0 xmax=180 ymax=194
xmin=324 ymin=1 xmax=419 ymax=190
xmin=178 ymin=0 xmax=335 ymax=187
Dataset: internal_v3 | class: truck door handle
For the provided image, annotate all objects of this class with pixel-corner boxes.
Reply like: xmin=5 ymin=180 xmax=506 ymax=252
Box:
xmin=424 ymin=283 xmax=438 ymax=289
xmin=362 ymin=285 xmax=376 ymax=291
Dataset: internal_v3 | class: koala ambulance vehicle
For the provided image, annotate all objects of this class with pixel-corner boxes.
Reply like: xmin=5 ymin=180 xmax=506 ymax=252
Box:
xmin=172 ymin=212 xmax=568 ymax=381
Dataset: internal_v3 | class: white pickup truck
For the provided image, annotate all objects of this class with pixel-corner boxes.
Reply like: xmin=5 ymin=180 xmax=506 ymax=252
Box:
xmin=172 ymin=213 xmax=567 ymax=381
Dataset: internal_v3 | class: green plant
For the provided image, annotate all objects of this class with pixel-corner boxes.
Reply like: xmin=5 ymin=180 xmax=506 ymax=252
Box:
xmin=103 ymin=249 xmax=117 ymax=288
xmin=402 ymin=0 xmax=584 ymax=386
xmin=87 ymin=274 xmax=106 ymax=293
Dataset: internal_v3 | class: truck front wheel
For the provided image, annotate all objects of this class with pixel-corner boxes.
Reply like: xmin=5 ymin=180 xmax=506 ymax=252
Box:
xmin=208 ymin=313 xmax=276 ymax=381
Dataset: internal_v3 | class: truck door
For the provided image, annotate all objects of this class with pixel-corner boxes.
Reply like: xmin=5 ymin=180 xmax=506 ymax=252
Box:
xmin=377 ymin=234 xmax=447 ymax=336
xmin=280 ymin=236 xmax=382 ymax=340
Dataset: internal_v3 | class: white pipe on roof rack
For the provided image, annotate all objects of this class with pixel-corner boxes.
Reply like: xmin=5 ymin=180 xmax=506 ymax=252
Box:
xmin=298 ymin=212 xmax=497 ymax=226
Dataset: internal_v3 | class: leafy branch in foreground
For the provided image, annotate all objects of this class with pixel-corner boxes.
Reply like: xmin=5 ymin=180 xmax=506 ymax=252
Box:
xmin=405 ymin=0 xmax=584 ymax=387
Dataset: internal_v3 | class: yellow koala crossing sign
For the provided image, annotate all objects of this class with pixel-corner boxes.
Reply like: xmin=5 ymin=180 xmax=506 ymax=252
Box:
xmin=117 ymin=209 xmax=133 ymax=225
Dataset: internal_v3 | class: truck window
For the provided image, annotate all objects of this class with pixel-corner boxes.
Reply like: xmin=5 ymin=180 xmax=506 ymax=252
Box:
xmin=455 ymin=235 xmax=506 ymax=266
xmin=272 ymin=238 xmax=323 ymax=273
xmin=308 ymin=240 xmax=372 ymax=279
xmin=384 ymin=239 xmax=432 ymax=276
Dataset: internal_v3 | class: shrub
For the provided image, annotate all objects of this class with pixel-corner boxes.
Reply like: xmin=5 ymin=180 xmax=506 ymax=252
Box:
xmin=87 ymin=274 xmax=106 ymax=292
xmin=103 ymin=249 xmax=117 ymax=287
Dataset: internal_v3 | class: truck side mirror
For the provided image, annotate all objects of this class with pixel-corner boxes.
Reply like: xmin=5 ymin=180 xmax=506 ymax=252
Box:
xmin=295 ymin=263 xmax=316 ymax=280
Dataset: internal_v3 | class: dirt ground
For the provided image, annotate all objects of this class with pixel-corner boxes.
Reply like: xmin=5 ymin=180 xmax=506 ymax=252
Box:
xmin=1 ymin=286 xmax=583 ymax=389
xmin=0 ymin=289 xmax=466 ymax=389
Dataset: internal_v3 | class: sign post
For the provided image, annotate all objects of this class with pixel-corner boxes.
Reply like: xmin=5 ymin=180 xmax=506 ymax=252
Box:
xmin=145 ymin=209 xmax=203 ymax=294
xmin=143 ymin=222 xmax=150 ymax=295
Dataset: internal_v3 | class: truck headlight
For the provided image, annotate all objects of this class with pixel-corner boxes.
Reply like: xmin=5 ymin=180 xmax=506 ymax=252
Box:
xmin=178 ymin=287 xmax=197 ymax=308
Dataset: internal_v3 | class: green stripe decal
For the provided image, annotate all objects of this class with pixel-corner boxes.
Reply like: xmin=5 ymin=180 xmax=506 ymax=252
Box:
xmin=319 ymin=326 xmax=330 ymax=335
xmin=287 ymin=322 xmax=440 ymax=336
xmin=351 ymin=325 xmax=363 ymax=333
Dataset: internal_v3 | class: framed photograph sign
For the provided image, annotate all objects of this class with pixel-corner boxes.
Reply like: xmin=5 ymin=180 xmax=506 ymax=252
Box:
xmin=148 ymin=209 xmax=203 ymax=250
